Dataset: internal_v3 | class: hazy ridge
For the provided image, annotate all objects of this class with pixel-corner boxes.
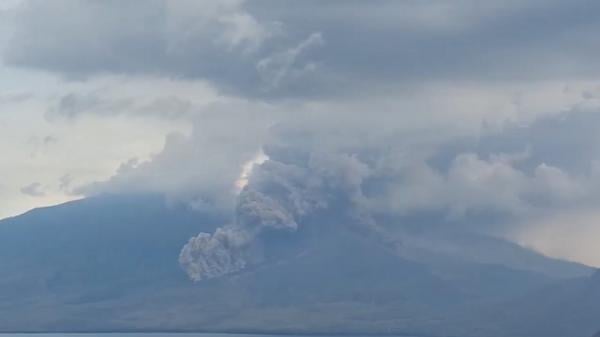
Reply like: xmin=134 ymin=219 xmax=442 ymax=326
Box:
xmin=0 ymin=195 xmax=598 ymax=337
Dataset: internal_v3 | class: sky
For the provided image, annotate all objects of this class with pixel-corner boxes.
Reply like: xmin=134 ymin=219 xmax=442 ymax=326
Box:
xmin=1 ymin=0 xmax=600 ymax=266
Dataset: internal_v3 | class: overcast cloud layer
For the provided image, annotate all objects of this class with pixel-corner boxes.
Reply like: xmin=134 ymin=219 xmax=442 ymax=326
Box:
xmin=2 ymin=0 xmax=600 ymax=266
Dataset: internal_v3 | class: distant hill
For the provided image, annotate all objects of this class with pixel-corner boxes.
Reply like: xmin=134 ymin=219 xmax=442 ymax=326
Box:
xmin=0 ymin=194 xmax=596 ymax=336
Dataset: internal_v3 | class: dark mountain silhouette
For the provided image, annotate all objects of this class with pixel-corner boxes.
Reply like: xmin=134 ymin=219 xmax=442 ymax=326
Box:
xmin=0 ymin=194 xmax=596 ymax=336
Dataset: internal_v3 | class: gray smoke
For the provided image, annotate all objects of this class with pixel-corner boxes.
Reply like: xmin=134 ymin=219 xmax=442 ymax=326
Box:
xmin=236 ymin=190 xmax=298 ymax=231
xmin=179 ymin=227 xmax=249 ymax=281
xmin=179 ymin=188 xmax=302 ymax=281
xmin=179 ymin=149 xmax=376 ymax=281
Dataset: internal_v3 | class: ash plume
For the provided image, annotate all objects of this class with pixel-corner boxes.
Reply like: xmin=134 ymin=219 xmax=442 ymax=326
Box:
xmin=179 ymin=149 xmax=378 ymax=281
xmin=179 ymin=227 xmax=249 ymax=281
xmin=179 ymin=188 xmax=303 ymax=281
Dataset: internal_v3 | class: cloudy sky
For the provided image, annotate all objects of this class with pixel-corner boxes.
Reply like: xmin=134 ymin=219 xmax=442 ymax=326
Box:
xmin=1 ymin=0 xmax=600 ymax=265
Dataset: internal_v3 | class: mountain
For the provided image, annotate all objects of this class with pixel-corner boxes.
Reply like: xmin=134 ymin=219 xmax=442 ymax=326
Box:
xmin=484 ymin=270 xmax=600 ymax=337
xmin=0 ymin=194 xmax=596 ymax=336
xmin=0 ymin=194 xmax=219 ymax=331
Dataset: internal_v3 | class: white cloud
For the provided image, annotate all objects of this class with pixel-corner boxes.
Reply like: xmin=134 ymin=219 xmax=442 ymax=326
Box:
xmin=2 ymin=0 xmax=600 ymax=268
xmin=0 ymin=0 xmax=22 ymax=11
xmin=20 ymin=182 xmax=45 ymax=197
xmin=0 ymin=72 xmax=196 ymax=218
xmin=517 ymin=209 xmax=600 ymax=266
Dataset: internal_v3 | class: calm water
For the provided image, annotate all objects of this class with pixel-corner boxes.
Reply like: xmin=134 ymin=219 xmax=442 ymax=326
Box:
xmin=0 ymin=332 xmax=416 ymax=337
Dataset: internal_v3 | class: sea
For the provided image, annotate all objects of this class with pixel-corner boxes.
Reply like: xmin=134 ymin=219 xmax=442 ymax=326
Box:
xmin=0 ymin=332 xmax=426 ymax=337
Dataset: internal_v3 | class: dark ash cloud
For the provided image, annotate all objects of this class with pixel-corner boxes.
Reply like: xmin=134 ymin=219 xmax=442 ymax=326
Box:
xmin=4 ymin=0 xmax=324 ymax=98
xmin=6 ymin=0 xmax=600 ymax=99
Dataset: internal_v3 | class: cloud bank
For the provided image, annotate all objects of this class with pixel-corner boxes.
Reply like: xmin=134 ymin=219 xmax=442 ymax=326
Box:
xmin=178 ymin=105 xmax=600 ymax=278
xmin=3 ymin=0 xmax=600 ymax=266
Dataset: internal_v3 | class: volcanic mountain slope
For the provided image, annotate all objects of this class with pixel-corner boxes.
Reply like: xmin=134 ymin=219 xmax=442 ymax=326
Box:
xmin=0 ymin=194 xmax=596 ymax=336
xmin=480 ymin=270 xmax=600 ymax=337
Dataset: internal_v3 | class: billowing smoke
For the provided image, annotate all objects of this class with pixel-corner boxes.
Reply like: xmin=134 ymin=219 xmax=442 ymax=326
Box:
xmin=179 ymin=185 xmax=308 ymax=281
xmin=179 ymin=146 xmax=376 ymax=281
xmin=179 ymin=189 xmax=299 ymax=281
xmin=179 ymin=227 xmax=249 ymax=281
xmin=180 ymin=112 xmax=600 ymax=280
xmin=236 ymin=190 xmax=298 ymax=231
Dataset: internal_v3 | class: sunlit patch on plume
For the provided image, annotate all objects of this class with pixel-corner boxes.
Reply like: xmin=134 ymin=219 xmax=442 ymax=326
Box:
xmin=234 ymin=150 xmax=269 ymax=193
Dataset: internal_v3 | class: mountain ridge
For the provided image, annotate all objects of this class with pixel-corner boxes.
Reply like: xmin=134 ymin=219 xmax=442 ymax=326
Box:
xmin=0 ymin=194 xmax=597 ymax=337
